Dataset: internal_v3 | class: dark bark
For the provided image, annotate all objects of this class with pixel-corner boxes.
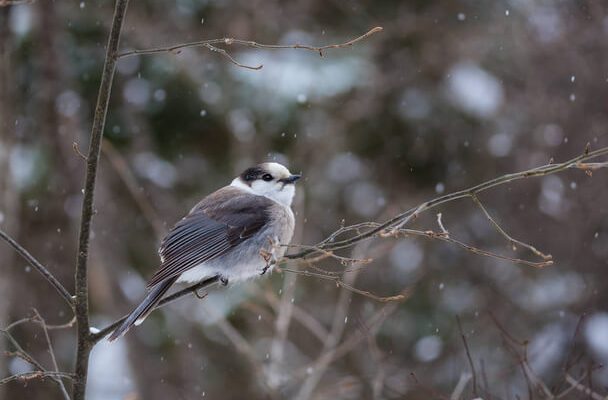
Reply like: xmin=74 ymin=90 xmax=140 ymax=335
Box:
xmin=72 ymin=0 xmax=130 ymax=399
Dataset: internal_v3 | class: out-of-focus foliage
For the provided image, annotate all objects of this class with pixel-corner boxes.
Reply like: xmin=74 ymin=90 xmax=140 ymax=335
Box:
xmin=1 ymin=0 xmax=608 ymax=399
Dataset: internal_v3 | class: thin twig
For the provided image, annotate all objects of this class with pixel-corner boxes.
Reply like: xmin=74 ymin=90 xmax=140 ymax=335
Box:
xmin=437 ymin=213 xmax=449 ymax=235
xmin=286 ymin=146 xmax=608 ymax=260
xmin=72 ymin=141 xmax=87 ymax=161
xmin=200 ymin=303 xmax=280 ymax=399
xmin=73 ymin=0 xmax=130 ymax=398
xmin=522 ymin=361 xmax=554 ymax=399
xmin=46 ymin=316 xmax=77 ymax=330
xmin=294 ymin=244 xmax=370 ymax=400
xmin=3 ymin=316 xmax=36 ymax=331
xmin=1 ymin=320 xmax=70 ymax=394
xmin=0 ymin=0 xmax=35 ymax=6
xmin=1 ymin=330 xmax=46 ymax=372
xmin=288 ymin=293 xmax=404 ymax=385
xmin=456 ymin=316 xmax=478 ymax=397
xmin=488 ymin=312 xmax=528 ymax=347
xmin=280 ymin=267 xmax=410 ymax=303
xmin=283 ymin=243 xmax=372 ymax=265
xmin=89 ymin=275 xmax=220 ymax=343
xmin=0 ymin=229 xmax=73 ymax=307
xmin=368 ymin=334 xmax=387 ymax=400
xmin=117 ymin=27 xmax=383 ymax=62
xmin=556 ymin=314 xmax=586 ymax=393
xmin=471 ymin=194 xmax=552 ymax=260
xmin=101 ymin=140 xmax=165 ymax=239
xmin=32 ymin=309 xmax=70 ymax=400
xmin=450 ymin=372 xmax=472 ymax=400
xmin=559 ymin=373 xmax=599 ymax=399
xmin=202 ymin=43 xmax=262 ymax=70
xmin=263 ymin=290 xmax=329 ymax=343
xmin=267 ymin=270 xmax=298 ymax=389
xmin=490 ymin=313 xmax=557 ymax=399
xmin=0 ymin=371 xmax=74 ymax=385
xmin=385 ymin=228 xmax=552 ymax=268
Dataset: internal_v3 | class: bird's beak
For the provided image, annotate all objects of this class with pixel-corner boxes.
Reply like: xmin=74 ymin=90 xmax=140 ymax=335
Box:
xmin=280 ymin=174 xmax=301 ymax=184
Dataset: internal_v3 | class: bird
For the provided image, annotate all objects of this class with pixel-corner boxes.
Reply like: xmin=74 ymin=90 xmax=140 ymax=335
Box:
xmin=108 ymin=162 xmax=300 ymax=341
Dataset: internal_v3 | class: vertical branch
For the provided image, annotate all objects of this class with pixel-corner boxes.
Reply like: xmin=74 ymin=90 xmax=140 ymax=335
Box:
xmin=294 ymin=245 xmax=367 ymax=400
xmin=73 ymin=1 xmax=129 ymax=399
xmin=267 ymin=272 xmax=297 ymax=387
xmin=456 ymin=316 xmax=478 ymax=398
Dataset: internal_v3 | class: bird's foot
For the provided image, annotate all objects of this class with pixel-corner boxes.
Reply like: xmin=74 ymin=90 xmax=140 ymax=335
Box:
xmin=259 ymin=247 xmax=277 ymax=275
xmin=220 ymin=276 xmax=229 ymax=286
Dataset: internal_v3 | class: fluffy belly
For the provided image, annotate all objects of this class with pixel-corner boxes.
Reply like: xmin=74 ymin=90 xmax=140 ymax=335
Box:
xmin=175 ymin=215 xmax=292 ymax=284
xmin=176 ymin=258 xmax=268 ymax=283
xmin=176 ymin=237 xmax=281 ymax=284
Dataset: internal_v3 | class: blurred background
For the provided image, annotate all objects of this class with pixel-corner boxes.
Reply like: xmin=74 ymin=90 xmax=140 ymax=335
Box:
xmin=1 ymin=0 xmax=608 ymax=399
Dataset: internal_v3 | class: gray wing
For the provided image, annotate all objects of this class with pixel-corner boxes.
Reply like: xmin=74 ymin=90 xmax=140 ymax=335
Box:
xmin=147 ymin=188 xmax=273 ymax=287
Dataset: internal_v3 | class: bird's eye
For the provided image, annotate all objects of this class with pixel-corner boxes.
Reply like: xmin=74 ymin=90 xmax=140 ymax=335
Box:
xmin=262 ymin=174 xmax=273 ymax=181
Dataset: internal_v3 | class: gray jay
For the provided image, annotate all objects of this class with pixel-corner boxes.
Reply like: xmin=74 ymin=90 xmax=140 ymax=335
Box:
xmin=108 ymin=162 xmax=300 ymax=341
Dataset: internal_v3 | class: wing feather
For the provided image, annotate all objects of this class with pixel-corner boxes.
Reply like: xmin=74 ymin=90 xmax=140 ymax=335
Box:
xmin=147 ymin=188 xmax=272 ymax=287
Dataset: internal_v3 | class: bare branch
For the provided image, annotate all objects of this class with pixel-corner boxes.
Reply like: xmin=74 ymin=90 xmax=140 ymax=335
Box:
xmin=1 ymin=330 xmax=46 ymax=372
xmin=2 ymin=317 xmax=71 ymax=395
xmin=263 ymin=289 xmax=329 ymax=344
xmin=0 ymin=0 xmax=35 ymax=6
xmin=0 ymin=229 xmax=73 ymax=307
xmin=117 ymin=27 xmax=384 ymax=69
xmin=267 ymin=269 xmax=298 ymax=389
xmin=280 ymin=267 xmax=410 ymax=303
xmin=286 ymin=145 xmax=608 ymax=260
xmin=368 ymin=333 xmax=387 ymax=400
xmin=101 ymin=140 xmax=165 ymax=240
xmin=396 ymin=228 xmax=553 ymax=269
xmin=470 ymin=194 xmax=552 ymax=261
xmin=201 ymin=303 xmax=280 ymax=399
xmin=562 ymin=373 xmax=607 ymax=400
xmin=201 ymin=43 xmax=262 ymax=70
xmin=456 ymin=316 xmax=478 ymax=397
xmin=72 ymin=141 xmax=87 ymax=161
xmin=3 ymin=317 xmax=35 ymax=331
xmin=46 ymin=316 xmax=77 ymax=330
xmin=294 ymin=255 xmax=362 ymax=400
xmin=450 ymin=372 xmax=472 ymax=400
xmin=289 ymin=292 xmax=405 ymax=384
xmin=73 ymin=0 xmax=130 ymax=398
xmin=490 ymin=313 xmax=557 ymax=398
xmin=436 ymin=213 xmax=449 ymax=235
xmin=283 ymin=243 xmax=372 ymax=265
xmin=0 ymin=371 xmax=74 ymax=385
xmin=89 ymin=275 xmax=220 ymax=343
xmin=32 ymin=310 xmax=70 ymax=400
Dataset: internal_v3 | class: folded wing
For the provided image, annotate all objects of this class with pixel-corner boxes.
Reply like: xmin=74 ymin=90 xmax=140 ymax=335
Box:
xmin=147 ymin=187 xmax=272 ymax=287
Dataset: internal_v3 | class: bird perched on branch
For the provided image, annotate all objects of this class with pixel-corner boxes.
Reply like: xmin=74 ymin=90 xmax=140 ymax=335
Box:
xmin=108 ymin=162 xmax=300 ymax=341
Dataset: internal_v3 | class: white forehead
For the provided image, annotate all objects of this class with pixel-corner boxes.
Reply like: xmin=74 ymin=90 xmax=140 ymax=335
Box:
xmin=262 ymin=162 xmax=291 ymax=178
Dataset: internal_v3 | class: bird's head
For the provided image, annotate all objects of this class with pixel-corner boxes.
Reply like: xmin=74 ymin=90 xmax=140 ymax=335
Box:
xmin=232 ymin=162 xmax=301 ymax=206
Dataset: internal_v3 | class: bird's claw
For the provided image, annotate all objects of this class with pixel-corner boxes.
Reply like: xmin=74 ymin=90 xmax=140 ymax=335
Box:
xmin=259 ymin=245 xmax=278 ymax=275
xmin=220 ymin=276 xmax=229 ymax=286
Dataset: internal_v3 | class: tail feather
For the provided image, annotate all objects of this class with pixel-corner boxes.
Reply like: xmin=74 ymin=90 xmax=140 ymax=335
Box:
xmin=108 ymin=277 xmax=178 ymax=342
